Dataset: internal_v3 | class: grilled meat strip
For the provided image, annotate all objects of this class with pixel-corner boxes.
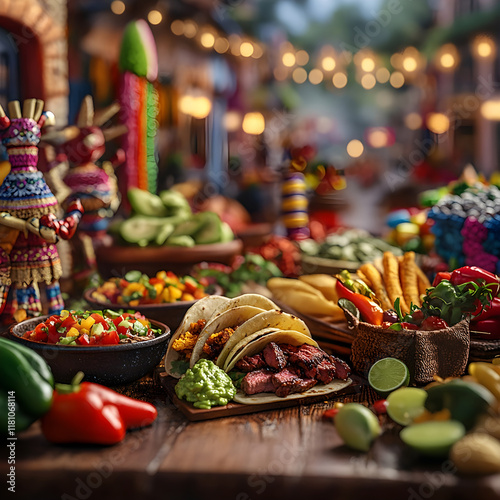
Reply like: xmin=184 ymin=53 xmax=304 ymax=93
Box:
xmin=235 ymin=352 xmax=266 ymax=372
xmin=241 ymin=369 xmax=275 ymax=395
xmin=262 ymin=342 xmax=287 ymax=371
xmin=272 ymin=368 xmax=317 ymax=398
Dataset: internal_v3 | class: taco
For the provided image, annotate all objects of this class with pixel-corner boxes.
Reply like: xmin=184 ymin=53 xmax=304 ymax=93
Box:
xmin=209 ymin=293 xmax=280 ymax=318
xmin=164 ymin=295 xmax=230 ymax=378
xmin=224 ymin=330 xmax=352 ymax=404
xmin=189 ymin=305 xmax=268 ymax=368
xmin=215 ymin=310 xmax=310 ymax=369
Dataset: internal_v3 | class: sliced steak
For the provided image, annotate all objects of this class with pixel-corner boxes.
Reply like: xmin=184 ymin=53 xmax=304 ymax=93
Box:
xmin=278 ymin=343 xmax=299 ymax=355
xmin=316 ymin=358 xmax=337 ymax=384
xmin=241 ymin=369 xmax=275 ymax=395
xmin=331 ymin=356 xmax=351 ymax=380
xmin=272 ymin=368 xmax=317 ymax=397
xmin=235 ymin=352 xmax=266 ymax=372
xmin=262 ymin=342 xmax=287 ymax=371
xmin=287 ymin=344 xmax=328 ymax=373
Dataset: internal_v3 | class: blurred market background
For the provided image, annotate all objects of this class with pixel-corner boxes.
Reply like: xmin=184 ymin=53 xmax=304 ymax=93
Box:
xmin=2 ymin=0 xmax=500 ymax=301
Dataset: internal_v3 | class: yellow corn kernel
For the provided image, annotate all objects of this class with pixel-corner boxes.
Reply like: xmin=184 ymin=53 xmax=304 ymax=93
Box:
xmin=182 ymin=293 xmax=195 ymax=302
xmin=60 ymin=310 xmax=70 ymax=319
xmin=80 ymin=316 xmax=95 ymax=330
xmin=162 ymin=288 xmax=171 ymax=302
xmin=66 ymin=327 xmax=79 ymax=338
xmin=153 ymin=283 xmax=164 ymax=296
xmin=169 ymin=286 xmax=183 ymax=301
xmin=129 ymin=300 xmax=140 ymax=307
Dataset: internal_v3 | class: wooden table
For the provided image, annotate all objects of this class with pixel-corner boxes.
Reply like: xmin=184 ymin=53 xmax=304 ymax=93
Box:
xmin=3 ymin=371 xmax=500 ymax=500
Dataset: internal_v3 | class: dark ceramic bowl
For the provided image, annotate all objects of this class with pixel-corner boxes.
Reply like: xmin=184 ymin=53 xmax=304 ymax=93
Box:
xmin=9 ymin=316 xmax=171 ymax=386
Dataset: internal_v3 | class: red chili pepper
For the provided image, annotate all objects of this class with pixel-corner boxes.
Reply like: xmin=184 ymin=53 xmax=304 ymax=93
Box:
xmin=400 ymin=322 xmax=419 ymax=330
xmin=432 ymin=271 xmax=451 ymax=287
xmin=322 ymin=408 xmax=339 ymax=420
xmin=473 ymin=297 xmax=500 ymax=322
xmin=470 ymin=318 xmax=500 ymax=340
xmin=41 ymin=373 xmax=158 ymax=445
xmin=336 ymin=280 xmax=383 ymax=325
xmin=450 ymin=266 xmax=500 ymax=296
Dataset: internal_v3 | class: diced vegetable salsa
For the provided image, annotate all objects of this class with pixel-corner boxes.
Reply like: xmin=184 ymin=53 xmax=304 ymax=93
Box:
xmin=91 ymin=270 xmax=209 ymax=306
xmin=23 ymin=309 xmax=163 ymax=346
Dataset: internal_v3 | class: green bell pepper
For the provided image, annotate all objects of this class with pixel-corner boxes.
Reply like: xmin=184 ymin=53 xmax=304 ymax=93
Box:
xmin=0 ymin=337 xmax=54 ymax=433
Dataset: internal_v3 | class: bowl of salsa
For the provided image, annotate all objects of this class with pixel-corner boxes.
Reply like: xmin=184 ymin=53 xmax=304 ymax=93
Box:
xmin=84 ymin=270 xmax=219 ymax=331
xmin=9 ymin=309 xmax=170 ymax=386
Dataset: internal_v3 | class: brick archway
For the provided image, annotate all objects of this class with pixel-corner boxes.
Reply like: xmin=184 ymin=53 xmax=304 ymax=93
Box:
xmin=0 ymin=0 xmax=68 ymax=123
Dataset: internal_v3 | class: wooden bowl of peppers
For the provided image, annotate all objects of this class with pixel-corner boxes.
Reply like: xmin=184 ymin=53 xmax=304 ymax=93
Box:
xmin=9 ymin=311 xmax=170 ymax=386
xmin=336 ymin=266 xmax=499 ymax=383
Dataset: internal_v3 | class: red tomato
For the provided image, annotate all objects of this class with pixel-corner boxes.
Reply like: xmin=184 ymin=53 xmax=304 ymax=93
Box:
xmin=60 ymin=316 xmax=77 ymax=330
xmin=31 ymin=323 xmax=48 ymax=342
xmin=117 ymin=325 xmax=129 ymax=336
xmin=90 ymin=313 xmax=108 ymax=327
xmin=149 ymin=277 xmax=163 ymax=286
xmin=112 ymin=315 xmax=125 ymax=327
xmin=76 ymin=333 xmax=90 ymax=346
xmin=401 ymin=322 xmax=419 ymax=330
xmin=421 ymin=316 xmax=448 ymax=331
xmin=372 ymin=399 xmax=388 ymax=415
xmin=99 ymin=330 xmax=120 ymax=345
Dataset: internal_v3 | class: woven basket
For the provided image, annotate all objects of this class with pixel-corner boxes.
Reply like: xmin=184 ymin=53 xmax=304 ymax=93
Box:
xmin=345 ymin=311 xmax=470 ymax=383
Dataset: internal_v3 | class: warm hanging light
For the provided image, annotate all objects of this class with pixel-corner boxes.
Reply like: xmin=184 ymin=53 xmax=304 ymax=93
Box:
xmin=214 ymin=37 xmax=229 ymax=53
xmin=332 ymin=72 xmax=347 ymax=88
xmin=436 ymin=44 xmax=459 ymax=71
xmin=361 ymin=57 xmax=375 ymax=72
xmin=427 ymin=113 xmax=450 ymax=134
xmin=375 ymin=67 xmax=390 ymax=83
xmin=347 ymin=140 xmax=364 ymax=158
xmin=282 ymin=52 xmax=296 ymax=67
xmin=405 ymin=112 xmax=423 ymax=130
xmin=200 ymin=31 xmax=215 ymax=49
xmin=170 ymin=20 xmax=184 ymax=35
xmin=148 ymin=10 xmax=163 ymax=25
xmin=390 ymin=71 xmax=405 ymax=88
xmin=292 ymin=67 xmax=307 ymax=84
xmin=361 ymin=74 xmax=376 ymax=89
xmin=191 ymin=97 xmax=212 ymax=119
xmin=111 ymin=1 xmax=125 ymax=15
xmin=242 ymin=112 xmax=265 ymax=135
xmin=308 ymin=69 xmax=323 ymax=85
xmin=367 ymin=128 xmax=392 ymax=148
xmin=183 ymin=20 xmax=198 ymax=38
xmin=223 ymin=111 xmax=242 ymax=131
xmin=296 ymin=50 xmax=309 ymax=66
xmin=240 ymin=42 xmax=254 ymax=57
xmin=472 ymin=35 xmax=496 ymax=60
xmin=321 ymin=56 xmax=336 ymax=72
xmin=481 ymin=100 xmax=500 ymax=121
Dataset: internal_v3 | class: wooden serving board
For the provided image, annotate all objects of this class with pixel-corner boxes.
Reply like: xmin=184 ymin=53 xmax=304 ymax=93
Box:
xmin=158 ymin=371 xmax=363 ymax=422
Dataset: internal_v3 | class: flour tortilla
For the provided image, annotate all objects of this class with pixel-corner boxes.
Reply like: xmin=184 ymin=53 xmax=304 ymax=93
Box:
xmin=189 ymin=305 xmax=266 ymax=368
xmin=224 ymin=329 xmax=319 ymax=372
xmin=233 ymin=378 xmax=352 ymax=405
xmin=215 ymin=310 xmax=310 ymax=369
xmin=164 ymin=295 xmax=230 ymax=378
xmin=210 ymin=293 xmax=279 ymax=318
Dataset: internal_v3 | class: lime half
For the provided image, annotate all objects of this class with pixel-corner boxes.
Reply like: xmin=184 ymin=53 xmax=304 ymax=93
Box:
xmin=368 ymin=357 xmax=410 ymax=396
xmin=386 ymin=387 xmax=428 ymax=426
xmin=335 ymin=403 xmax=381 ymax=452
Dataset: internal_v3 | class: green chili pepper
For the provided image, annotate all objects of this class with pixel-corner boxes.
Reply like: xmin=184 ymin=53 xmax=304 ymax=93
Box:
xmin=0 ymin=337 xmax=54 ymax=433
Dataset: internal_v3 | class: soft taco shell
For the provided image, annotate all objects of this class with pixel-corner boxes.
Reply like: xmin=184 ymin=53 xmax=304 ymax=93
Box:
xmin=224 ymin=329 xmax=319 ymax=373
xmin=211 ymin=293 xmax=280 ymax=317
xmin=189 ymin=305 xmax=266 ymax=368
xmin=164 ymin=295 xmax=230 ymax=378
xmin=233 ymin=378 xmax=352 ymax=405
xmin=216 ymin=310 xmax=311 ymax=369
xmin=298 ymin=274 xmax=339 ymax=302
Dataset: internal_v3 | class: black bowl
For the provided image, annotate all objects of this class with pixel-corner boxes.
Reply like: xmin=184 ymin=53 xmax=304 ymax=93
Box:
xmin=9 ymin=316 xmax=171 ymax=386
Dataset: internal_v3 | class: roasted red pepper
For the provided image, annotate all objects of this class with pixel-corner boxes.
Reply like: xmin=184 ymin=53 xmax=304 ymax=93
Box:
xmin=336 ymin=280 xmax=383 ymax=325
xmin=450 ymin=266 xmax=500 ymax=297
xmin=432 ymin=271 xmax=451 ymax=287
xmin=41 ymin=373 xmax=158 ymax=445
xmin=470 ymin=319 xmax=500 ymax=340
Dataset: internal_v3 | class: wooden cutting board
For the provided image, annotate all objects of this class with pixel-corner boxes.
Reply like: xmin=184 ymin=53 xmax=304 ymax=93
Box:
xmin=158 ymin=371 xmax=363 ymax=422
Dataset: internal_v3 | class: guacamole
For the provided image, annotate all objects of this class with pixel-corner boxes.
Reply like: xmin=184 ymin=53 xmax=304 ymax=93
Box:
xmin=175 ymin=359 xmax=236 ymax=409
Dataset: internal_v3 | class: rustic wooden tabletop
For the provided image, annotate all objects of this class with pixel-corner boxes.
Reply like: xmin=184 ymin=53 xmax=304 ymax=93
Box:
xmin=3 ymin=370 xmax=500 ymax=500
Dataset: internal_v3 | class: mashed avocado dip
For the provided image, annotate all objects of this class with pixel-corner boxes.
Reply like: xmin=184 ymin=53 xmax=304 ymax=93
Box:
xmin=175 ymin=359 xmax=236 ymax=409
